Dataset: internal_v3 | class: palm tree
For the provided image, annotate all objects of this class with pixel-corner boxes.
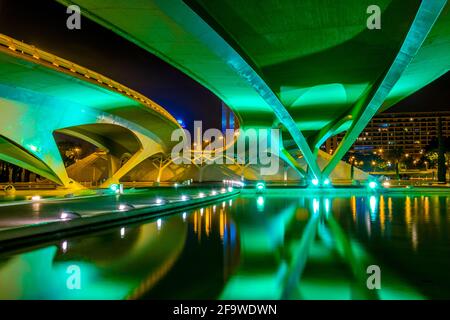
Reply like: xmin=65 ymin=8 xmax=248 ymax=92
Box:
xmin=383 ymin=148 xmax=404 ymax=180
xmin=424 ymin=118 xmax=449 ymax=183
xmin=437 ymin=117 xmax=447 ymax=183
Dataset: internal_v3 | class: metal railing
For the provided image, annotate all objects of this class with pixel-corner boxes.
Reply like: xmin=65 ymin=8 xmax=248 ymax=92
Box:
xmin=0 ymin=33 xmax=179 ymax=126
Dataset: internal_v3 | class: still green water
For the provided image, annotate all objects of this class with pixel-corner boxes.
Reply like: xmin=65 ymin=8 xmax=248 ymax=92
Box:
xmin=0 ymin=190 xmax=449 ymax=299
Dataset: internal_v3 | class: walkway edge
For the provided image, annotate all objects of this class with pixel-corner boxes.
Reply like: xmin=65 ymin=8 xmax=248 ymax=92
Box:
xmin=0 ymin=190 xmax=240 ymax=252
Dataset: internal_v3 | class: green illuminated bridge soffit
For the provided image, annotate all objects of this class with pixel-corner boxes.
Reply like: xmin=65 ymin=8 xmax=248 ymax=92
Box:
xmin=0 ymin=33 xmax=180 ymax=132
xmin=57 ymin=0 xmax=449 ymax=180
xmin=0 ymin=33 xmax=180 ymax=186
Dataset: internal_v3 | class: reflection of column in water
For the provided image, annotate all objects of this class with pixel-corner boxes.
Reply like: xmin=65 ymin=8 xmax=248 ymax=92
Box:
xmin=220 ymin=211 xmax=224 ymax=240
xmin=205 ymin=208 xmax=211 ymax=237
xmin=405 ymin=196 xmax=412 ymax=239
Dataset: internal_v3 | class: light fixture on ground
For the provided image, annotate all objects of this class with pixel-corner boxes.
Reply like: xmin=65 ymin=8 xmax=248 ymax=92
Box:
xmin=118 ymin=203 xmax=135 ymax=211
xmin=60 ymin=211 xmax=81 ymax=220
xmin=211 ymin=190 xmax=217 ymax=196
xmin=368 ymin=181 xmax=378 ymax=190
xmin=311 ymin=179 xmax=319 ymax=186
xmin=155 ymin=198 xmax=164 ymax=205
xmin=227 ymin=187 xmax=233 ymax=192
xmin=110 ymin=183 xmax=123 ymax=194
xmin=323 ymin=178 xmax=331 ymax=186
xmin=198 ymin=192 xmax=205 ymax=198
xmin=31 ymin=195 xmax=41 ymax=201
xmin=181 ymin=195 xmax=188 ymax=201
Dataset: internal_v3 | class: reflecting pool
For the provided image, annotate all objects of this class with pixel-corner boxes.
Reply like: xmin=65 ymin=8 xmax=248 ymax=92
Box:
xmin=0 ymin=190 xmax=449 ymax=299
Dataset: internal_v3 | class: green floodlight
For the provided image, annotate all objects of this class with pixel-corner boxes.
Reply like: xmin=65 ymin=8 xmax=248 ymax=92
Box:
xmin=110 ymin=184 xmax=119 ymax=192
xmin=256 ymin=182 xmax=265 ymax=193
xmin=368 ymin=181 xmax=378 ymax=190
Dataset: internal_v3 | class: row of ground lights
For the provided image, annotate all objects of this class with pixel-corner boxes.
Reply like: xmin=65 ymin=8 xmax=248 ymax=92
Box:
xmin=60 ymin=199 xmax=237 ymax=253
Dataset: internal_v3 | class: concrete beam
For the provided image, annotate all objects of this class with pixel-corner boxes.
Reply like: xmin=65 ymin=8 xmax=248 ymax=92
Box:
xmin=322 ymin=0 xmax=447 ymax=178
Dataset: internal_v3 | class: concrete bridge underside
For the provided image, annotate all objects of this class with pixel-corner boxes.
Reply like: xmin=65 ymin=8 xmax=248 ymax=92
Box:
xmin=60 ymin=0 xmax=450 ymax=183
xmin=0 ymin=34 xmax=180 ymax=189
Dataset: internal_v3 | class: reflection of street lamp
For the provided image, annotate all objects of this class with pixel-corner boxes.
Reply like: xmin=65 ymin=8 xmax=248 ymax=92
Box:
xmin=424 ymin=161 xmax=429 ymax=170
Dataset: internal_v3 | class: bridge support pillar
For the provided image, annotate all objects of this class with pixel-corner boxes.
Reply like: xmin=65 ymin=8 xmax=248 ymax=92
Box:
xmin=100 ymin=132 xmax=164 ymax=188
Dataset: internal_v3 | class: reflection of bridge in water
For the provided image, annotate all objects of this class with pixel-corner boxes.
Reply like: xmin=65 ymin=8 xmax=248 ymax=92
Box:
xmin=0 ymin=218 xmax=187 ymax=299
xmin=0 ymin=193 xmax=433 ymax=299
xmin=221 ymin=194 xmax=423 ymax=300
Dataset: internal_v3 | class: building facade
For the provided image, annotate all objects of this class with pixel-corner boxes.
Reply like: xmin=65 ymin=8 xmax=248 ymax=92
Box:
xmin=326 ymin=111 xmax=450 ymax=159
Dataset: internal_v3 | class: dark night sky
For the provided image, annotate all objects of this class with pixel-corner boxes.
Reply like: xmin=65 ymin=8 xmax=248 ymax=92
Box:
xmin=0 ymin=0 xmax=448 ymax=131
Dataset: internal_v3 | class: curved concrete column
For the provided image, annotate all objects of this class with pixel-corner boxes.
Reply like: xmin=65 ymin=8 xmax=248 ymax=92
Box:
xmin=100 ymin=131 xmax=164 ymax=187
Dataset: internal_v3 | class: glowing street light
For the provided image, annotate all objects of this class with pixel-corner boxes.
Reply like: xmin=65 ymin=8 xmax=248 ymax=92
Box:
xmin=368 ymin=181 xmax=378 ymax=190
xmin=118 ymin=203 xmax=134 ymax=211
